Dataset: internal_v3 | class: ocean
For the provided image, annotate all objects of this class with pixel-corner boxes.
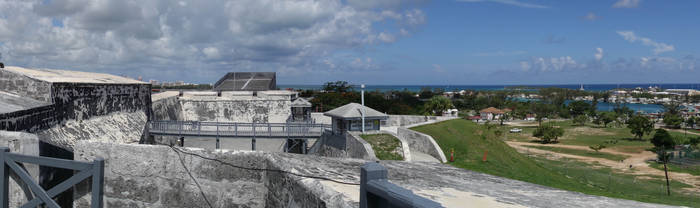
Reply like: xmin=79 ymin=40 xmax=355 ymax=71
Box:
xmin=279 ymin=83 xmax=700 ymax=92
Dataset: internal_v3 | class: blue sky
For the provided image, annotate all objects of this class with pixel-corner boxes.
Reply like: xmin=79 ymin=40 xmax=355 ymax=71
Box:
xmin=0 ymin=0 xmax=698 ymax=85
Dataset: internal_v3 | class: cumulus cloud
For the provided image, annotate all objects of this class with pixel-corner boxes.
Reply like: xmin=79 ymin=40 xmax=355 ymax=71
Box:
xmin=521 ymin=56 xmax=584 ymax=72
xmin=617 ymin=31 xmax=674 ymax=54
xmin=0 ymin=0 xmax=427 ymax=82
xmin=612 ymin=0 xmax=640 ymax=8
xmin=594 ymin=48 xmax=604 ymax=61
xmin=583 ymin=12 xmax=600 ymax=21
xmin=456 ymin=0 xmax=549 ymax=9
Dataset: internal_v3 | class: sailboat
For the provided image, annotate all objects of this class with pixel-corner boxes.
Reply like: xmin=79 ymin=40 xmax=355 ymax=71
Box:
xmin=579 ymin=84 xmax=584 ymax=91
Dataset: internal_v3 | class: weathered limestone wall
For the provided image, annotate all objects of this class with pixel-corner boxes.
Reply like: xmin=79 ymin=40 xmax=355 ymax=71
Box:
xmin=346 ymin=132 xmax=377 ymax=160
xmin=384 ymin=115 xmax=456 ymax=127
xmin=73 ymin=142 xmax=356 ymax=208
xmin=36 ymin=111 xmax=146 ymax=151
xmin=51 ymin=83 xmax=152 ymax=122
xmin=0 ymin=69 xmax=52 ymax=102
xmin=180 ymin=96 xmax=291 ymax=123
xmin=69 ymin=142 xmax=674 ymax=208
xmin=310 ymin=112 xmax=331 ymax=124
xmin=0 ymin=104 xmax=59 ymax=132
xmin=0 ymin=131 xmax=39 ymax=207
xmin=360 ymin=130 xmax=411 ymax=161
xmin=312 ymin=132 xmax=378 ymax=160
xmin=397 ymin=127 xmax=447 ymax=163
xmin=151 ymin=91 xmax=182 ymax=121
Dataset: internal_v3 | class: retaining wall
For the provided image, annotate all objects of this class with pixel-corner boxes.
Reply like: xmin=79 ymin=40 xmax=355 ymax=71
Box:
xmin=346 ymin=132 xmax=377 ymax=161
xmin=310 ymin=112 xmax=331 ymax=124
xmin=397 ymin=127 xmax=447 ymax=163
xmin=73 ymin=142 xmax=357 ymax=208
xmin=36 ymin=111 xmax=146 ymax=151
xmin=151 ymin=92 xmax=182 ymax=121
xmin=0 ymin=70 xmax=52 ymax=102
xmin=180 ymin=97 xmax=291 ymax=123
xmin=51 ymin=83 xmax=152 ymax=122
xmin=0 ymin=104 xmax=59 ymax=132
xmin=384 ymin=115 xmax=455 ymax=127
xmin=312 ymin=132 xmax=378 ymax=161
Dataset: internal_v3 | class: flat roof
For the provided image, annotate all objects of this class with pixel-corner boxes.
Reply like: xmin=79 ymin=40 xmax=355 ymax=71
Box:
xmin=0 ymin=91 xmax=51 ymax=114
xmin=3 ymin=66 xmax=146 ymax=84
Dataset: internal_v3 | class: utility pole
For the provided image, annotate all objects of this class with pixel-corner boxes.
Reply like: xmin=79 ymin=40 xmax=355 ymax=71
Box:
xmin=361 ymin=84 xmax=366 ymax=133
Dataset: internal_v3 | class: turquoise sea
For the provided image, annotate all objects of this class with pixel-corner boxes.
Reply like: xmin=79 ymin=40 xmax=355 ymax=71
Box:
xmin=279 ymin=83 xmax=700 ymax=93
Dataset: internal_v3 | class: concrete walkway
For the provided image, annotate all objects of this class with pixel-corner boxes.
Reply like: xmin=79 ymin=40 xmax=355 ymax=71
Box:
xmin=412 ymin=151 xmax=440 ymax=163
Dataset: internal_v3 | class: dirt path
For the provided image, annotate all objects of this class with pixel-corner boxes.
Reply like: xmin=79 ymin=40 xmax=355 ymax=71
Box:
xmin=506 ymin=141 xmax=700 ymax=192
xmin=665 ymin=128 xmax=700 ymax=136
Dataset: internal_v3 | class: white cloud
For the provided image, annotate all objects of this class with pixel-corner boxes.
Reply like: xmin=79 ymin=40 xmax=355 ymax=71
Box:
xmin=456 ymin=0 xmax=549 ymax=9
xmin=612 ymin=0 xmax=640 ymax=8
xmin=521 ymin=56 xmax=583 ymax=72
xmin=594 ymin=48 xmax=604 ymax=61
xmin=584 ymin=12 xmax=599 ymax=21
xmin=617 ymin=31 xmax=675 ymax=54
xmin=0 ymin=0 xmax=426 ymax=82
xmin=377 ymin=32 xmax=396 ymax=43
xmin=202 ymin=47 xmax=221 ymax=60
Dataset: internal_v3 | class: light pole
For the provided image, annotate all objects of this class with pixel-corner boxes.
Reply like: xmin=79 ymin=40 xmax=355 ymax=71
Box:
xmin=361 ymin=84 xmax=365 ymax=133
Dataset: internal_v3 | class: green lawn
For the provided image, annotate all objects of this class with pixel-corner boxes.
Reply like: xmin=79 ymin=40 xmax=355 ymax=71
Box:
xmin=411 ymin=119 xmax=700 ymax=207
xmin=523 ymin=145 xmax=629 ymax=161
xmin=360 ymin=134 xmax=404 ymax=160
xmin=648 ymin=162 xmax=700 ymax=176
xmin=505 ymin=121 xmax=694 ymax=154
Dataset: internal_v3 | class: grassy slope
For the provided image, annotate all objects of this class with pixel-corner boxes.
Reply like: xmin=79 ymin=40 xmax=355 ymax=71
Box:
xmin=411 ymin=119 xmax=700 ymax=207
xmin=523 ymin=145 xmax=629 ymax=161
xmin=360 ymin=134 xmax=404 ymax=160
xmin=508 ymin=120 xmax=697 ymax=154
xmin=648 ymin=162 xmax=700 ymax=176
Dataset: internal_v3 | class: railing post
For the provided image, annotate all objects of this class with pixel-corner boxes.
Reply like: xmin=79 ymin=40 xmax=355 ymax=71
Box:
xmin=361 ymin=162 xmax=387 ymax=208
xmin=0 ymin=147 xmax=9 ymax=208
xmin=252 ymin=122 xmax=256 ymax=151
xmin=302 ymin=139 xmax=307 ymax=154
xmin=234 ymin=123 xmax=238 ymax=137
xmin=268 ymin=123 xmax=272 ymax=137
xmin=91 ymin=158 xmax=104 ymax=208
xmin=216 ymin=122 xmax=220 ymax=149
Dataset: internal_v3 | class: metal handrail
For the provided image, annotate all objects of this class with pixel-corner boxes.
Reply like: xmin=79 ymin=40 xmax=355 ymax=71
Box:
xmin=0 ymin=147 xmax=104 ymax=208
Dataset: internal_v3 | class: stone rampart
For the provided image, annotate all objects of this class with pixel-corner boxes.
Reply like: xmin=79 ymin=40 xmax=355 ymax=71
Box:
xmin=384 ymin=115 xmax=456 ymax=127
xmin=37 ymin=111 xmax=146 ymax=151
xmin=0 ymin=69 xmax=52 ymax=102
xmin=67 ymin=142 xmax=675 ymax=208
xmin=73 ymin=142 xmax=356 ymax=208
xmin=397 ymin=127 xmax=447 ymax=163
xmin=346 ymin=132 xmax=378 ymax=160
xmin=51 ymin=83 xmax=152 ymax=122
xmin=0 ymin=104 xmax=58 ymax=132
xmin=180 ymin=97 xmax=291 ymax=123
xmin=151 ymin=92 xmax=182 ymax=121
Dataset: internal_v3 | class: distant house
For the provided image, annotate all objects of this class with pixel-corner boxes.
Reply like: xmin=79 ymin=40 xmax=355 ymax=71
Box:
xmin=443 ymin=109 xmax=459 ymax=117
xmin=525 ymin=114 xmax=536 ymax=121
xmin=480 ymin=107 xmax=505 ymax=120
xmin=468 ymin=115 xmax=481 ymax=122
xmin=324 ymin=103 xmax=388 ymax=135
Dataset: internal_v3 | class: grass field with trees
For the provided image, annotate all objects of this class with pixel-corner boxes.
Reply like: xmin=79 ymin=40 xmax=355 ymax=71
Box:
xmin=411 ymin=119 xmax=700 ymax=207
